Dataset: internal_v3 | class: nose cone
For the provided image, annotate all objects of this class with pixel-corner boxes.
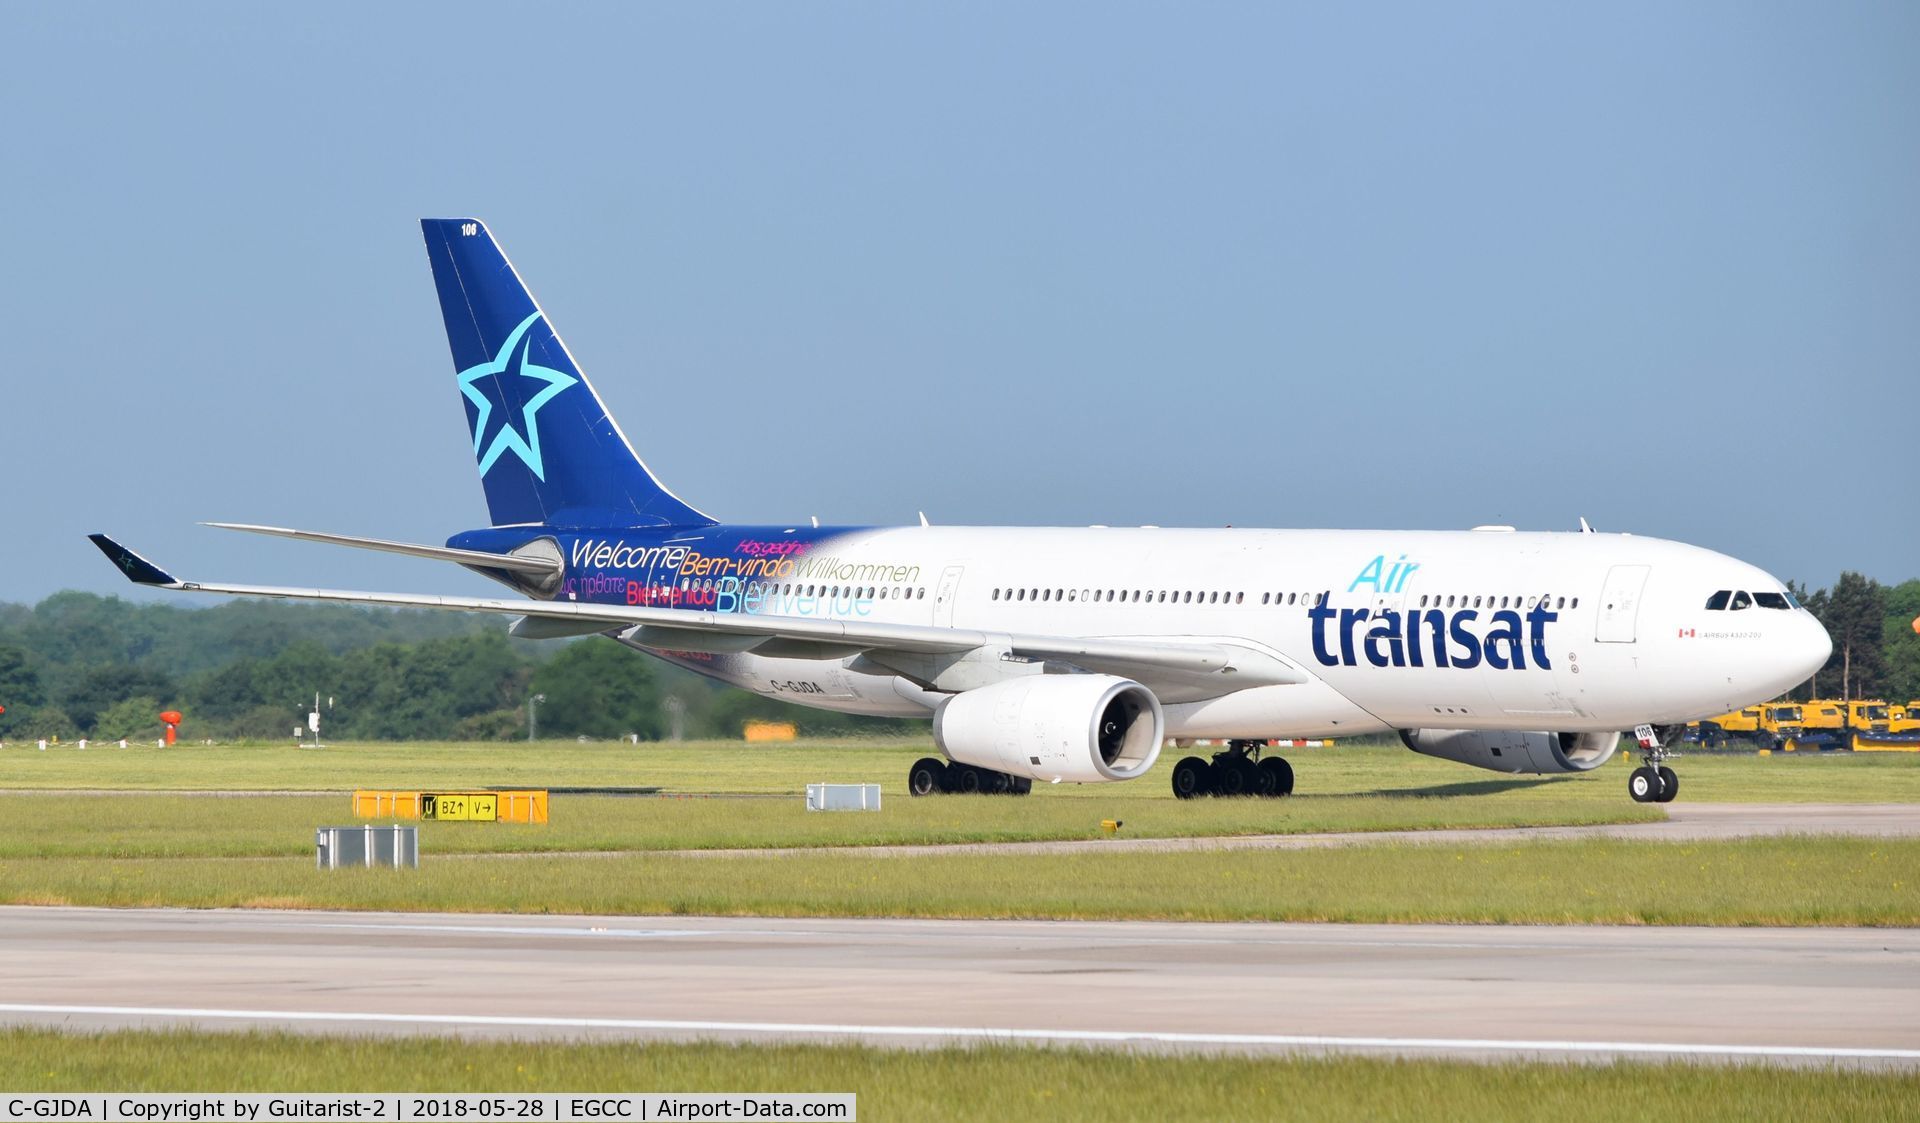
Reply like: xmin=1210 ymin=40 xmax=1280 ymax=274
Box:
xmin=1794 ymin=613 xmax=1834 ymax=683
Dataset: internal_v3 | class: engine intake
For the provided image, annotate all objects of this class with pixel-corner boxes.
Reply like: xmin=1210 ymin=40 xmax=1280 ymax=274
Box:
xmin=934 ymin=675 xmax=1164 ymax=783
xmin=1399 ymin=728 xmax=1619 ymax=775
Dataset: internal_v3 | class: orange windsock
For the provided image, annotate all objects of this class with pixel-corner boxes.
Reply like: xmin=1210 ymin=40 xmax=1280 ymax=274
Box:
xmin=159 ymin=710 xmax=182 ymax=725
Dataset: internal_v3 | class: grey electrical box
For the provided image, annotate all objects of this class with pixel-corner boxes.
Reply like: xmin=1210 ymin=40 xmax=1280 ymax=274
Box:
xmin=316 ymin=824 xmax=419 ymax=869
xmin=805 ymin=783 xmax=882 ymax=811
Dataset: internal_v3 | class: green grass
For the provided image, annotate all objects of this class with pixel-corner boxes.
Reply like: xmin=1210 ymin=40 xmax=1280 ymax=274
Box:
xmin=3 ymin=736 xmax=1916 ymax=804
xmin=4 ymin=1028 xmax=1915 ymax=1121
xmin=0 ymin=788 xmax=1660 ymax=859
xmin=2 ymin=836 xmax=1912 ymax=925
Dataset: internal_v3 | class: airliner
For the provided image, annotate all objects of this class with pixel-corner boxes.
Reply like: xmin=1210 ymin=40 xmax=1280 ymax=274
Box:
xmin=91 ymin=219 xmax=1831 ymax=804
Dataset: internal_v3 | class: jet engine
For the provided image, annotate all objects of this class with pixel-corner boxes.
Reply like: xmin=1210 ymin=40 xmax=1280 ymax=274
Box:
xmin=1398 ymin=729 xmax=1619 ymax=775
xmin=933 ymin=675 xmax=1164 ymax=783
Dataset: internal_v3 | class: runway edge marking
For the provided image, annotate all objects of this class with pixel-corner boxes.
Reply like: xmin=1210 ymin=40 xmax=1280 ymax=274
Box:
xmin=0 ymin=1003 xmax=1915 ymax=1061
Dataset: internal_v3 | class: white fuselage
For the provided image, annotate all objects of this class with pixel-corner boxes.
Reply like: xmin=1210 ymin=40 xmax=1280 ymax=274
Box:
xmin=624 ymin=525 xmax=1832 ymax=739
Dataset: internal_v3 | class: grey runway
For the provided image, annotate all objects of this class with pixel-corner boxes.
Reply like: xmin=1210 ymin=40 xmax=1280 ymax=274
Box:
xmin=1 ymin=906 xmax=1916 ymax=1065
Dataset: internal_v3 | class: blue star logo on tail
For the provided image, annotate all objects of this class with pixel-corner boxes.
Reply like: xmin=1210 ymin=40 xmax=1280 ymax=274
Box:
xmin=457 ymin=312 xmax=578 ymax=480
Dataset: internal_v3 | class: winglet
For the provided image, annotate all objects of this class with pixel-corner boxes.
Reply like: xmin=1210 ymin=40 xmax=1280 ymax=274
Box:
xmin=88 ymin=534 xmax=180 ymax=586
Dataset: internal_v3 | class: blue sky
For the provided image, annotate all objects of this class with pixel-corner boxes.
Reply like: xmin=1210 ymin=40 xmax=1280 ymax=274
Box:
xmin=6 ymin=3 xmax=1914 ymax=604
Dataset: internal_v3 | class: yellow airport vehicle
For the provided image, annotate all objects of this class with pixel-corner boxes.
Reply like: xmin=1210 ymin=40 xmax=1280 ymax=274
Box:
xmin=1705 ymin=707 xmax=1763 ymax=734
xmin=1779 ymin=700 xmax=1919 ymax=751
xmin=1800 ymin=701 xmax=1846 ymax=734
xmin=1761 ymin=703 xmax=1804 ymax=738
xmin=1893 ymin=704 xmax=1920 ymax=734
xmin=1694 ymin=703 xmax=1802 ymax=749
xmin=352 ymin=789 xmax=548 ymax=824
xmin=1693 ymin=707 xmax=1761 ymax=747
xmin=1847 ymin=701 xmax=1893 ymax=734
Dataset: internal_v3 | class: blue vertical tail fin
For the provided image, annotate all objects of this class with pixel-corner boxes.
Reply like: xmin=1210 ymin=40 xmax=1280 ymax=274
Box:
xmin=421 ymin=218 xmax=714 ymax=529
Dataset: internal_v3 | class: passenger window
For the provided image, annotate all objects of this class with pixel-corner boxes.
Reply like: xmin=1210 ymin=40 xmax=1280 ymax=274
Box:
xmin=1705 ymin=590 xmax=1730 ymax=611
xmin=1730 ymin=591 xmax=1752 ymax=610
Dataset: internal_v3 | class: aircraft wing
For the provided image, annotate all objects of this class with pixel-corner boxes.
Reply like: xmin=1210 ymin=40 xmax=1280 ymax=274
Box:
xmin=200 ymin=522 xmax=563 ymax=579
xmin=89 ymin=535 xmax=1304 ymax=700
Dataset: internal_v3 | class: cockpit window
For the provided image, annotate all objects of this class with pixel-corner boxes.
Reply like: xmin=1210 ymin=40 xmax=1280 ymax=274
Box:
xmin=1730 ymin=590 xmax=1753 ymax=610
xmin=1754 ymin=592 xmax=1790 ymax=610
xmin=1705 ymin=590 xmax=1731 ymax=611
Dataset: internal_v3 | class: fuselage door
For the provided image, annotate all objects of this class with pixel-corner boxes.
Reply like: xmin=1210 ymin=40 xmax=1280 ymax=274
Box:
xmin=933 ymin=565 xmax=965 ymax=628
xmin=1595 ymin=564 xmax=1651 ymax=644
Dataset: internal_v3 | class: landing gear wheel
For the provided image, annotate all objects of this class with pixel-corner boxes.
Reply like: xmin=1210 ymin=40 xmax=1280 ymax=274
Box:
xmin=1171 ymin=757 xmax=1210 ymax=800
xmin=908 ymin=757 xmax=946 ymax=797
xmin=1655 ymin=766 xmax=1679 ymax=803
xmin=1628 ymin=766 xmax=1660 ymax=803
xmin=952 ymin=765 xmax=981 ymax=794
xmin=1258 ymin=756 xmax=1294 ymax=797
xmin=983 ymin=769 xmax=1012 ymax=795
xmin=1252 ymin=760 xmax=1279 ymax=796
xmin=1009 ymin=776 xmax=1033 ymax=796
xmin=1215 ymin=758 xmax=1250 ymax=797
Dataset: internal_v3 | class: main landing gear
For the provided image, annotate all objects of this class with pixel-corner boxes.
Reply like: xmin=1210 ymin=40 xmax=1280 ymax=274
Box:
xmin=1627 ymin=724 xmax=1680 ymax=804
xmin=908 ymin=757 xmax=1033 ymax=796
xmin=1171 ymin=740 xmax=1295 ymax=799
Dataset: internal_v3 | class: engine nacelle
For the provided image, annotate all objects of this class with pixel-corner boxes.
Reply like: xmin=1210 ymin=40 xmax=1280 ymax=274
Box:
xmin=1399 ymin=728 xmax=1619 ymax=775
xmin=933 ymin=675 xmax=1164 ymax=783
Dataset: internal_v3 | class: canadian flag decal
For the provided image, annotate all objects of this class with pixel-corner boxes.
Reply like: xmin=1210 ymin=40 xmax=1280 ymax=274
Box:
xmin=1677 ymin=627 xmax=1697 ymax=638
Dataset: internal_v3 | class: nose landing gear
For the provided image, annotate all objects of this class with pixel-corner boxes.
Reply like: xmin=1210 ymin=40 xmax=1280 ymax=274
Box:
xmin=1627 ymin=724 xmax=1680 ymax=804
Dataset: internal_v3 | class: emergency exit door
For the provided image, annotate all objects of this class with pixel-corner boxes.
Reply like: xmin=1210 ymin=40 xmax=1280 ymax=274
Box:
xmin=933 ymin=566 xmax=965 ymax=627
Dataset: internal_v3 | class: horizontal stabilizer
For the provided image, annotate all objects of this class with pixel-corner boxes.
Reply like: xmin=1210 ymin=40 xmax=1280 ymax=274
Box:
xmin=202 ymin=522 xmax=561 ymax=578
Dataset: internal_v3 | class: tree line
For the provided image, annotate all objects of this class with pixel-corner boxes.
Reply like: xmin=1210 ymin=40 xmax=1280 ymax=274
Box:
xmin=1792 ymin=574 xmax=1920 ymax=704
xmin=0 ymin=593 xmax=920 ymax=742
xmin=0 ymin=574 xmax=1913 ymax=743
